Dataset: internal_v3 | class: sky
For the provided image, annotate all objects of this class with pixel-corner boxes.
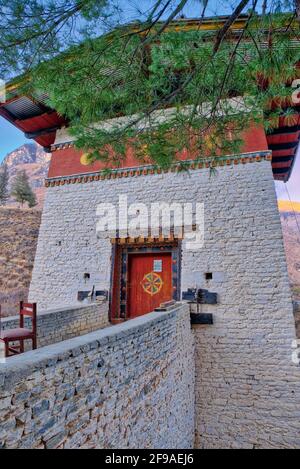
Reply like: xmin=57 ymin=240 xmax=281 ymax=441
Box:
xmin=276 ymin=151 xmax=300 ymax=203
xmin=0 ymin=0 xmax=299 ymax=201
xmin=0 ymin=118 xmax=28 ymax=158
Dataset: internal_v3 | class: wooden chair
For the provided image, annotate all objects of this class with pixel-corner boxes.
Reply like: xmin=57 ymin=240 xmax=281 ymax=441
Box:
xmin=0 ymin=302 xmax=37 ymax=357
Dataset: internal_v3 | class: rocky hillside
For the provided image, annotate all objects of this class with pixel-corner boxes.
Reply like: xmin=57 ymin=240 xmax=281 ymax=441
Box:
xmin=0 ymin=208 xmax=41 ymax=317
xmin=279 ymin=207 xmax=300 ymax=301
xmin=278 ymin=201 xmax=300 ymax=300
xmin=1 ymin=143 xmax=50 ymax=207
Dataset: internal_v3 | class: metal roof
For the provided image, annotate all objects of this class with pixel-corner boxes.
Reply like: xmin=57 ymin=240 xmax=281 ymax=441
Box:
xmin=3 ymin=96 xmax=44 ymax=120
xmin=0 ymin=95 xmax=67 ymax=150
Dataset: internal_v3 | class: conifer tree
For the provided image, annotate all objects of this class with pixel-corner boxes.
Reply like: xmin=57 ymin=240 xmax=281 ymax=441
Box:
xmin=0 ymin=1 xmax=300 ymax=166
xmin=0 ymin=163 xmax=9 ymax=206
xmin=11 ymin=170 xmax=37 ymax=208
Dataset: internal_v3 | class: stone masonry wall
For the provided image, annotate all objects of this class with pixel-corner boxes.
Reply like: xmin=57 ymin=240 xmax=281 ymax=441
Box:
xmin=29 ymin=159 xmax=281 ymax=311
xmin=0 ymin=303 xmax=108 ymax=349
xmin=0 ymin=304 xmax=195 ymax=449
xmin=294 ymin=301 xmax=300 ymax=339
xmin=28 ymin=159 xmax=300 ymax=448
xmin=187 ymin=164 xmax=300 ymax=448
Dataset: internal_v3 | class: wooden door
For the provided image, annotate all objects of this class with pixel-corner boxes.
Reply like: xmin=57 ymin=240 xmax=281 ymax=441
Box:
xmin=127 ymin=253 xmax=173 ymax=318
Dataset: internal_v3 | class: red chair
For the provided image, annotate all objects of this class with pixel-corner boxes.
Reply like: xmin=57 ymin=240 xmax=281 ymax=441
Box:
xmin=0 ymin=302 xmax=37 ymax=357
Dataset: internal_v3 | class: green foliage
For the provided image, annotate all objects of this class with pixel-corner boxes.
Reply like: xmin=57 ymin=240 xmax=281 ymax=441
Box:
xmin=11 ymin=170 xmax=37 ymax=208
xmin=30 ymin=14 xmax=299 ymax=166
xmin=0 ymin=0 xmax=113 ymax=78
xmin=1 ymin=1 xmax=300 ymax=167
xmin=0 ymin=163 xmax=9 ymax=205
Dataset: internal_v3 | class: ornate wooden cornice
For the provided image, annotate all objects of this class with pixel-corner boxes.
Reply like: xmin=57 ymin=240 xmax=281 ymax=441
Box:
xmin=45 ymin=151 xmax=272 ymax=188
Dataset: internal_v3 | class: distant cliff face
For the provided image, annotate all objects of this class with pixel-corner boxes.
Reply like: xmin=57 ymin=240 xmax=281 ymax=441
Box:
xmin=0 ymin=207 xmax=41 ymax=316
xmin=279 ymin=205 xmax=300 ymax=300
xmin=2 ymin=143 xmax=50 ymax=207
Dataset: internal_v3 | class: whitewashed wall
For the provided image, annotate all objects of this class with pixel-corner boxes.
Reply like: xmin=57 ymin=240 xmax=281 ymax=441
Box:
xmin=30 ymin=160 xmax=285 ymax=310
xmin=0 ymin=304 xmax=194 ymax=449
xmin=28 ymin=159 xmax=300 ymax=448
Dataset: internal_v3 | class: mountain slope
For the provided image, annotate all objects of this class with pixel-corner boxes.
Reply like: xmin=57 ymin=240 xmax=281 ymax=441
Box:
xmin=0 ymin=207 xmax=41 ymax=317
xmin=279 ymin=201 xmax=300 ymax=300
xmin=0 ymin=144 xmax=48 ymax=315
xmin=1 ymin=143 xmax=50 ymax=207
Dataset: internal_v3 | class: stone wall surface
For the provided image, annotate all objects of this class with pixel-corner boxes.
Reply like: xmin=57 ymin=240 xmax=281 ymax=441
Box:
xmin=187 ymin=162 xmax=300 ymax=449
xmin=0 ymin=304 xmax=195 ymax=449
xmin=0 ymin=303 xmax=108 ymax=349
xmin=27 ymin=159 xmax=300 ymax=449
xmin=29 ymin=160 xmax=281 ymax=311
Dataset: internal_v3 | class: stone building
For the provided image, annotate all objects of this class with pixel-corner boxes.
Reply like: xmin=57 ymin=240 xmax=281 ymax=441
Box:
xmin=1 ymin=16 xmax=300 ymax=449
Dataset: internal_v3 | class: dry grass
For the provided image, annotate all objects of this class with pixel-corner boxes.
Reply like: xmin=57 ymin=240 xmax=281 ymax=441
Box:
xmin=0 ymin=207 xmax=41 ymax=317
xmin=292 ymin=286 xmax=300 ymax=301
xmin=280 ymin=211 xmax=300 ymax=300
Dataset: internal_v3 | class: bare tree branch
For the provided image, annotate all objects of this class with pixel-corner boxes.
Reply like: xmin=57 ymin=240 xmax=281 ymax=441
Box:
xmin=213 ymin=0 xmax=251 ymax=53
xmin=296 ymin=0 xmax=300 ymax=20
xmin=143 ymin=0 xmax=189 ymax=44
xmin=262 ymin=0 xmax=267 ymax=15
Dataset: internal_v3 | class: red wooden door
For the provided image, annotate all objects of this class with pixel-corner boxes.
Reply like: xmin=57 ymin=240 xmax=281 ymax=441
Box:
xmin=127 ymin=253 xmax=173 ymax=318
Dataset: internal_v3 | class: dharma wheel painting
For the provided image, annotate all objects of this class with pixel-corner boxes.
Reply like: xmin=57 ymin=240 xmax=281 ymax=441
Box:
xmin=141 ymin=272 xmax=164 ymax=296
xmin=127 ymin=253 xmax=173 ymax=318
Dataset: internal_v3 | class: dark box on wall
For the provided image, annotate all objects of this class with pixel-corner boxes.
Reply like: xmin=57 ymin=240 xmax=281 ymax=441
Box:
xmin=182 ymin=288 xmax=218 ymax=305
xmin=78 ymin=290 xmax=108 ymax=302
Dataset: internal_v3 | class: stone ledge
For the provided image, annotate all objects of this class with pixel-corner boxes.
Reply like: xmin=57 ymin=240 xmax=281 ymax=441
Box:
xmin=0 ymin=301 xmax=194 ymax=449
xmin=0 ymin=302 xmax=106 ymax=325
xmin=45 ymin=152 xmax=272 ymax=187
xmin=0 ymin=302 xmax=109 ymax=363
xmin=0 ymin=303 xmax=188 ymax=390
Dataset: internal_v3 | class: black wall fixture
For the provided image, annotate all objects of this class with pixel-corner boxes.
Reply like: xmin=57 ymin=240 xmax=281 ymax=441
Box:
xmin=182 ymin=288 xmax=218 ymax=305
xmin=190 ymin=313 xmax=214 ymax=325
xmin=78 ymin=290 xmax=108 ymax=301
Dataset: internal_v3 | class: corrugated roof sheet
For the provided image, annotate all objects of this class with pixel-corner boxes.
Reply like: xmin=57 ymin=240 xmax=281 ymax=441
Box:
xmin=2 ymin=96 xmax=44 ymax=120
